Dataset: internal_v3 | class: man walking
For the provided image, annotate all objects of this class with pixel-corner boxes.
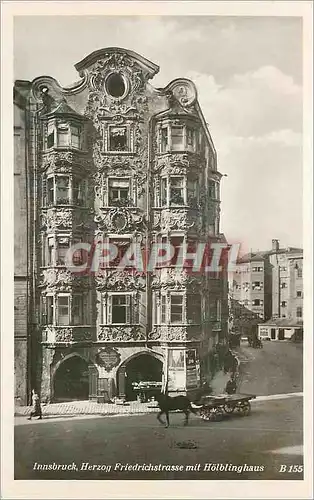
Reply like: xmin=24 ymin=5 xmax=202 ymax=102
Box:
xmin=27 ymin=390 xmax=43 ymax=420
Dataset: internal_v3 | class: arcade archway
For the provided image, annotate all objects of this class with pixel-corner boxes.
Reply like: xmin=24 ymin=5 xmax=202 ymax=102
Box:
xmin=117 ymin=353 xmax=163 ymax=401
xmin=53 ymin=355 xmax=89 ymax=402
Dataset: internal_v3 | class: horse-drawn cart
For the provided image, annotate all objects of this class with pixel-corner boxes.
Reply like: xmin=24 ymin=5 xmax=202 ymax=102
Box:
xmin=198 ymin=393 xmax=256 ymax=422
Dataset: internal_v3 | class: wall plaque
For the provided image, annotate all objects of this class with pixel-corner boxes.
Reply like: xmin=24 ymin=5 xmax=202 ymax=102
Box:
xmin=96 ymin=347 xmax=121 ymax=371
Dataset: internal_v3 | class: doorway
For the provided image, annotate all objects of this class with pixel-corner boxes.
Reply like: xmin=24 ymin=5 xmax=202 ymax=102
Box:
xmin=53 ymin=355 xmax=89 ymax=402
xmin=118 ymin=354 xmax=163 ymax=401
xmin=271 ymin=328 xmax=276 ymax=340
xmin=278 ymin=329 xmax=285 ymax=340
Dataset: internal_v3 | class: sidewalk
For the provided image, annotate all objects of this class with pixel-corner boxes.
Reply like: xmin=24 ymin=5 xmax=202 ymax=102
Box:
xmin=14 ymin=400 xmax=159 ymax=418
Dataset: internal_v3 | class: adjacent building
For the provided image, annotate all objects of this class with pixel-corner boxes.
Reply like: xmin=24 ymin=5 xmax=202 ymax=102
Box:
xmin=230 ymin=239 xmax=303 ymax=342
xmin=14 ymin=47 xmax=228 ymax=405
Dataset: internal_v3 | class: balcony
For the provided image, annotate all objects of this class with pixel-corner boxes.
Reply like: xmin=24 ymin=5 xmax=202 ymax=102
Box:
xmin=148 ymin=324 xmax=201 ymax=342
xmin=42 ymin=326 xmax=95 ymax=344
xmin=98 ymin=325 xmax=146 ymax=342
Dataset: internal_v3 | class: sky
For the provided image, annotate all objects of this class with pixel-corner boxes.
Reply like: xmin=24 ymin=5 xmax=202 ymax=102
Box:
xmin=14 ymin=15 xmax=303 ymax=253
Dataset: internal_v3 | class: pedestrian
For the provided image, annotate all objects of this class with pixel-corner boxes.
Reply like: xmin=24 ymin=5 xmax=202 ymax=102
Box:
xmin=27 ymin=389 xmax=43 ymax=420
xmin=225 ymin=375 xmax=237 ymax=395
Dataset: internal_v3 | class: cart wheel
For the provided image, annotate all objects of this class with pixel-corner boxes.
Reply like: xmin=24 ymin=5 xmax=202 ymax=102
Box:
xmin=236 ymin=401 xmax=251 ymax=416
xmin=223 ymin=404 xmax=235 ymax=414
xmin=200 ymin=408 xmax=211 ymax=421
xmin=210 ymin=407 xmax=224 ymax=422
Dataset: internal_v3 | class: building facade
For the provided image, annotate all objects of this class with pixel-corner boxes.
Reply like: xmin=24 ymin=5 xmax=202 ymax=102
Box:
xmin=230 ymin=239 xmax=303 ymax=342
xmin=14 ymin=47 xmax=228 ymax=405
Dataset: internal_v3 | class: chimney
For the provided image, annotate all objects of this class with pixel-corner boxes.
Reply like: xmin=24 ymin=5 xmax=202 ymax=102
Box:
xmin=272 ymin=239 xmax=279 ymax=252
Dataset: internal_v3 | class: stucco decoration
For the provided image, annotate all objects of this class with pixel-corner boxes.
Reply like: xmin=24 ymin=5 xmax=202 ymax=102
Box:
xmin=98 ymin=326 xmax=146 ymax=342
xmin=151 ymin=269 xmax=205 ymax=291
xmin=95 ymin=347 xmax=121 ymax=371
xmin=42 ymin=326 xmax=93 ymax=344
xmin=96 ymin=270 xmax=146 ymax=291
xmin=40 ymin=269 xmax=91 ymax=291
xmin=165 ymin=79 xmax=197 ymax=108
xmin=94 ymin=207 xmax=146 ymax=233
xmin=149 ymin=325 xmax=201 ymax=342
xmin=41 ymin=151 xmax=92 ymax=173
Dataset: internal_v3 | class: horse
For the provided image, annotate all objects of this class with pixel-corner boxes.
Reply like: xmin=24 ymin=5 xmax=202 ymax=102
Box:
xmin=154 ymin=392 xmax=196 ymax=428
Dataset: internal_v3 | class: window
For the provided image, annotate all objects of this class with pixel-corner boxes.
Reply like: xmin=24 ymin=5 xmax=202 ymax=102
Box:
xmin=186 ymin=127 xmax=195 ymax=151
xmin=55 ymin=176 xmax=70 ymax=204
xmin=188 ymin=294 xmax=201 ymax=324
xmin=72 ymin=295 xmax=83 ymax=325
xmin=161 ymin=294 xmax=167 ymax=324
xmin=46 ymin=296 xmax=54 ymax=324
xmin=252 ymin=281 xmax=262 ymax=290
xmin=170 ymin=177 xmax=185 ymax=205
xmin=111 ymin=295 xmax=131 ymax=324
xmin=106 ymin=73 xmax=126 ymax=98
xmin=47 ymin=177 xmax=54 ymax=205
xmin=297 ymin=267 xmax=303 ymax=278
xmin=56 ymin=237 xmax=69 ymax=266
xmin=108 ymin=179 xmax=130 ymax=206
xmin=71 ymin=125 xmax=81 ymax=149
xmin=108 ymin=238 xmax=131 ymax=267
xmin=297 ymin=291 xmax=302 ymax=298
xmin=170 ymin=237 xmax=184 ymax=266
xmin=109 ymin=127 xmax=128 ymax=151
xmin=161 ymin=177 xmax=167 ymax=206
xmin=296 ymin=307 xmax=302 ymax=318
xmin=280 ymin=266 xmax=287 ymax=272
xmin=170 ymin=294 xmax=184 ymax=323
xmin=47 ymin=122 xmax=55 ymax=149
xmin=187 ymin=178 xmax=198 ymax=202
xmin=58 ymin=296 xmax=70 ymax=326
xmin=171 ymin=126 xmax=184 ymax=151
xmin=57 ymin=123 xmax=69 ymax=147
xmin=281 ymin=301 xmax=287 ymax=307
xmin=252 ymin=266 xmax=263 ymax=272
xmin=160 ymin=127 xmax=168 ymax=152
xmin=209 ymin=181 xmax=217 ymax=199
xmin=73 ymin=178 xmax=85 ymax=206
xmin=252 ymin=299 xmax=261 ymax=306
xmin=209 ymin=298 xmax=221 ymax=321
xmin=47 ymin=237 xmax=54 ymax=266
xmin=281 ymin=282 xmax=287 ymax=289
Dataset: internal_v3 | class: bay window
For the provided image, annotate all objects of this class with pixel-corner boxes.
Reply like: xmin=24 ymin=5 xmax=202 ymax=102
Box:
xmin=42 ymin=175 xmax=86 ymax=207
xmin=42 ymin=293 xmax=90 ymax=327
xmin=45 ymin=120 xmax=83 ymax=150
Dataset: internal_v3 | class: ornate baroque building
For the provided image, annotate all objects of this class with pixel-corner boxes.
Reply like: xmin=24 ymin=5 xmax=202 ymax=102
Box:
xmin=14 ymin=48 xmax=228 ymax=405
